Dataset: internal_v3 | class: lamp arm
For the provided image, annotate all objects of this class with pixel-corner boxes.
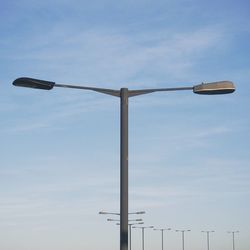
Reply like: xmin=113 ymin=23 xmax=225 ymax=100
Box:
xmin=129 ymin=87 xmax=193 ymax=97
xmin=55 ymin=83 xmax=120 ymax=97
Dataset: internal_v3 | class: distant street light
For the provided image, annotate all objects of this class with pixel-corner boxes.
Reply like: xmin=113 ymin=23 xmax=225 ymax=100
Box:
xmin=176 ymin=230 xmax=191 ymax=250
xmin=13 ymin=77 xmax=235 ymax=250
xmin=133 ymin=226 xmax=154 ymax=250
xmin=228 ymin=231 xmax=239 ymax=250
xmin=128 ymin=223 xmax=143 ymax=250
xmin=201 ymin=231 xmax=214 ymax=250
xmin=154 ymin=228 xmax=171 ymax=250
xmin=99 ymin=211 xmax=145 ymax=216
xmin=100 ymin=210 xmax=145 ymax=250
xmin=108 ymin=218 xmax=143 ymax=222
xmin=116 ymin=222 xmax=144 ymax=250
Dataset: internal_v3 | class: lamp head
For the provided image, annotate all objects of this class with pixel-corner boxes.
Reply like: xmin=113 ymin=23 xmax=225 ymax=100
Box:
xmin=193 ymin=81 xmax=235 ymax=95
xmin=13 ymin=77 xmax=55 ymax=90
xmin=135 ymin=211 xmax=146 ymax=214
xmin=99 ymin=211 xmax=109 ymax=215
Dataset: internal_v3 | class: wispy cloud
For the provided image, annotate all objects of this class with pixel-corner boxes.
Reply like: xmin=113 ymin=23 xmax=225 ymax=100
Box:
xmin=3 ymin=25 xmax=227 ymax=85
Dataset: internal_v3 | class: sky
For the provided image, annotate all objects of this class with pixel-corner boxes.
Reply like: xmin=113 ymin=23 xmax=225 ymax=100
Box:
xmin=0 ymin=0 xmax=250 ymax=250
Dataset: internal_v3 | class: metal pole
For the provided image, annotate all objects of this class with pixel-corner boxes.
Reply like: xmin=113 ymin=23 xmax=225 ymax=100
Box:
xmin=207 ymin=232 xmax=210 ymax=250
xmin=120 ymin=88 xmax=129 ymax=250
xmin=182 ymin=231 xmax=185 ymax=250
xmin=228 ymin=231 xmax=238 ymax=250
xmin=129 ymin=224 xmax=132 ymax=250
xmin=232 ymin=232 xmax=235 ymax=250
xmin=142 ymin=228 xmax=145 ymax=250
xmin=161 ymin=229 xmax=164 ymax=250
xmin=202 ymin=231 xmax=214 ymax=250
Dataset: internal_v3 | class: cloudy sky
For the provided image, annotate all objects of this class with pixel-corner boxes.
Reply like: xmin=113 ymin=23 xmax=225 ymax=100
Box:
xmin=0 ymin=0 xmax=250 ymax=250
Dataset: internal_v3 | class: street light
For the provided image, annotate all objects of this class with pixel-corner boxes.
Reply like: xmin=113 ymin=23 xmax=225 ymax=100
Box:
xmin=228 ymin=231 xmax=239 ymax=250
xmin=133 ymin=226 xmax=154 ymax=250
xmin=154 ymin=228 xmax=171 ymax=250
xmin=100 ymin=210 xmax=145 ymax=250
xmin=13 ymin=78 xmax=236 ymax=95
xmin=108 ymin=218 xmax=143 ymax=222
xmin=13 ymin=77 xmax=235 ymax=250
xmin=99 ymin=211 xmax=146 ymax=216
xmin=176 ymin=230 xmax=191 ymax=250
xmin=201 ymin=231 xmax=214 ymax=250
xmin=116 ymin=222 xmax=144 ymax=250
xmin=128 ymin=222 xmax=143 ymax=250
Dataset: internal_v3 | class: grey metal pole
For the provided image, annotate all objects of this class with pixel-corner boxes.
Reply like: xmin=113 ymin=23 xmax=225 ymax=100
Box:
xmin=182 ymin=231 xmax=184 ymax=250
xmin=176 ymin=230 xmax=190 ymax=250
xmin=142 ymin=228 xmax=145 ymax=250
xmin=133 ymin=226 xmax=153 ymax=250
xmin=232 ymin=232 xmax=235 ymax=250
xmin=120 ymin=88 xmax=129 ymax=250
xmin=228 ymin=231 xmax=239 ymax=250
xmin=129 ymin=224 xmax=132 ymax=250
xmin=202 ymin=231 xmax=214 ymax=250
xmin=161 ymin=229 xmax=164 ymax=250
xmin=207 ymin=232 xmax=210 ymax=250
xmin=154 ymin=228 xmax=171 ymax=250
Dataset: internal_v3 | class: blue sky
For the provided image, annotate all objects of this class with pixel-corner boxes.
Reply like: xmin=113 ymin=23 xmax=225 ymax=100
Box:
xmin=0 ymin=0 xmax=250 ymax=250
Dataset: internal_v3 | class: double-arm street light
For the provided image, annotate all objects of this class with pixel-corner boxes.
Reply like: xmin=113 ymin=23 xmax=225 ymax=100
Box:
xmin=228 ymin=231 xmax=239 ymax=250
xmin=176 ymin=229 xmax=191 ymax=250
xmin=201 ymin=230 xmax=214 ymax=250
xmin=133 ymin=226 xmax=154 ymax=250
xmin=108 ymin=218 xmax=143 ymax=222
xmin=13 ymin=77 xmax=235 ymax=250
xmin=99 ymin=211 xmax=146 ymax=216
xmin=154 ymin=228 xmax=171 ymax=250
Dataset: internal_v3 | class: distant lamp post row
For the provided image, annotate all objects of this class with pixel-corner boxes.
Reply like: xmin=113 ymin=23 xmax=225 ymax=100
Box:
xmin=128 ymin=227 xmax=239 ymax=250
xmin=101 ymin=213 xmax=239 ymax=250
xmin=176 ymin=230 xmax=239 ymax=250
xmin=201 ymin=230 xmax=239 ymax=250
